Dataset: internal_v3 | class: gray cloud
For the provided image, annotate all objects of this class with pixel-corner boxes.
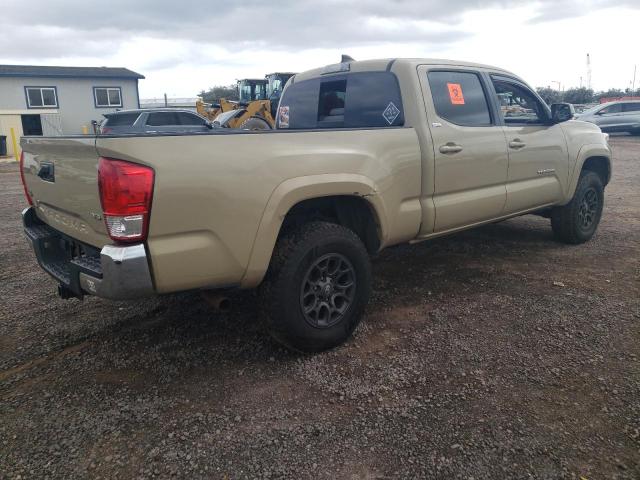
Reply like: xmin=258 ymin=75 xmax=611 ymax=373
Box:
xmin=0 ymin=0 xmax=636 ymax=62
xmin=528 ymin=0 xmax=639 ymax=23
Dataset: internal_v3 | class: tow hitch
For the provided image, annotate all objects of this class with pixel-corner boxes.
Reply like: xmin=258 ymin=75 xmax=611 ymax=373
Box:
xmin=57 ymin=284 xmax=81 ymax=300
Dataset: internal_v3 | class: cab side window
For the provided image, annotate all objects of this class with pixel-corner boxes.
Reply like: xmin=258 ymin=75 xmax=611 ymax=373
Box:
xmin=427 ymin=71 xmax=492 ymax=126
xmin=277 ymin=72 xmax=404 ymax=129
xmin=491 ymin=78 xmax=547 ymax=125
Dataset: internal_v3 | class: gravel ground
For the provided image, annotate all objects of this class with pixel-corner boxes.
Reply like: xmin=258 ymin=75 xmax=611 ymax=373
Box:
xmin=1 ymin=136 xmax=639 ymax=479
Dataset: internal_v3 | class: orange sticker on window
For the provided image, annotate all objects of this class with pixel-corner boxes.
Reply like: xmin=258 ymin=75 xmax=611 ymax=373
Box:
xmin=447 ymin=83 xmax=465 ymax=105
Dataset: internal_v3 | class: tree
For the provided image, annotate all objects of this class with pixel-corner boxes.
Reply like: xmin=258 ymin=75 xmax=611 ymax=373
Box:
xmin=198 ymin=85 xmax=238 ymax=103
xmin=594 ymin=88 xmax=625 ymax=101
xmin=536 ymin=87 xmax=561 ymax=105
xmin=562 ymin=87 xmax=594 ymax=104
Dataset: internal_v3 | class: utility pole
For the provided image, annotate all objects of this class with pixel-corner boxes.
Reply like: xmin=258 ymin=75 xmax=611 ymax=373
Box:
xmin=586 ymin=53 xmax=592 ymax=90
xmin=633 ymin=65 xmax=637 ymax=94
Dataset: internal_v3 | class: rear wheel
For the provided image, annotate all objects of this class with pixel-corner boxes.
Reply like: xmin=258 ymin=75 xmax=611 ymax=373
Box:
xmin=239 ymin=116 xmax=271 ymax=130
xmin=259 ymin=221 xmax=371 ymax=352
xmin=551 ymin=171 xmax=604 ymax=244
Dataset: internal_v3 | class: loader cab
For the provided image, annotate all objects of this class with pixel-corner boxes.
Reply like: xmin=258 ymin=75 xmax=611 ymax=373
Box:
xmin=237 ymin=79 xmax=268 ymax=103
xmin=266 ymin=72 xmax=296 ymax=117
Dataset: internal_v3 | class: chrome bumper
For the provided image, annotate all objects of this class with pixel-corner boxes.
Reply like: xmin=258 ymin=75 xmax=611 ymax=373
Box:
xmin=22 ymin=207 xmax=155 ymax=300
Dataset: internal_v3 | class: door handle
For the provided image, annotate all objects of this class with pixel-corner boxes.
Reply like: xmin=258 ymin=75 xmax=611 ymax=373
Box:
xmin=439 ymin=143 xmax=463 ymax=154
xmin=509 ymin=139 xmax=526 ymax=149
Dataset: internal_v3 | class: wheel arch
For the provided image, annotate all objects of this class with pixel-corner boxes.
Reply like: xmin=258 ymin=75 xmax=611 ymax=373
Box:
xmin=240 ymin=174 xmax=388 ymax=288
xmin=566 ymin=144 xmax=611 ymax=201
xmin=581 ymin=155 xmax=611 ymax=185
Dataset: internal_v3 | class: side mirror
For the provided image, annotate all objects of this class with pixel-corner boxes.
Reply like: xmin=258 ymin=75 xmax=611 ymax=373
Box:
xmin=205 ymin=121 xmax=214 ymax=130
xmin=551 ymin=103 xmax=575 ymax=123
xmin=595 ymin=109 xmax=606 ymax=115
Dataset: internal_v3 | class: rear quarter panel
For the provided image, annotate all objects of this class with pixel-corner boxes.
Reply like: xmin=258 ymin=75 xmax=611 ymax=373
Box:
xmin=96 ymin=129 xmax=422 ymax=293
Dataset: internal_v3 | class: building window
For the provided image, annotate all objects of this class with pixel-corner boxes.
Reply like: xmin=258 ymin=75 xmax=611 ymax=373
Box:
xmin=25 ymin=87 xmax=58 ymax=108
xmin=94 ymin=87 xmax=122 ymax=107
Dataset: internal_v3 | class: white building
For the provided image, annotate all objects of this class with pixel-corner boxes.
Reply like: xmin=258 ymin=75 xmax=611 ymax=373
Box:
xmin=0 ymin=65 xmax=144 ymax=156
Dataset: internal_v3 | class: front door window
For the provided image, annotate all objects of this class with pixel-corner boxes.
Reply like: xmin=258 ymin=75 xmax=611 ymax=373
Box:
xmin=491 ymin=79 xmax=548 ymax=125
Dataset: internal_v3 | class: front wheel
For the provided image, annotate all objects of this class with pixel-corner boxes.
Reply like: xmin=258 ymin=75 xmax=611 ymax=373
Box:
xmin=551 ymin=171 xmax=604 ymax=244
xmin=259 ymin=221 xmax=372 ymax=352
xmin=239 ymin=116 xmax=271 ymax=130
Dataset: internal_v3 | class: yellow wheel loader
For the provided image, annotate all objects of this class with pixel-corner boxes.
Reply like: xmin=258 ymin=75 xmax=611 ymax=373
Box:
xmin=196 ymin=73 xmax=295 ymax=130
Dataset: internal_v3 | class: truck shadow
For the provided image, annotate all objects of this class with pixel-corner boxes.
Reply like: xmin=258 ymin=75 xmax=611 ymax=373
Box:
xmin=116 ymin=215 xmax=563 ymax=356
xmin=6 ymin=213 xmax=586 ymax=398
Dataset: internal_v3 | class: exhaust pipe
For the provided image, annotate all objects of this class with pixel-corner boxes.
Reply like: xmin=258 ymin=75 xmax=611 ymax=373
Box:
xmin=201 ymin=292 xmax=232 ymax=312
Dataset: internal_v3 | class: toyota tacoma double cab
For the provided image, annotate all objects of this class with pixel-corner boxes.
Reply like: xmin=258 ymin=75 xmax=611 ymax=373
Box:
xmin=20 ymin=58 xmax=611 ymax=352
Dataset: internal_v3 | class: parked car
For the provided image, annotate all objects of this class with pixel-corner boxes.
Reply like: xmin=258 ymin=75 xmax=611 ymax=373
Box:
xmin=100 ymin=108 xmax=213 ymax=134
xmin=20 ymin=58 xmax=611 ymax=352
xmin=575 ymin=100 xmax=640 ymax=134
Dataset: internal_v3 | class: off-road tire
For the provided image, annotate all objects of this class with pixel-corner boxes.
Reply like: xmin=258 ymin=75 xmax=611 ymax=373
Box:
xmin=239 ymin=116 xmax=271 ymax=130
xmin=259 ymin=221 xmax=372 ymax=352
xmin=551 ymin=171 xmax=604 ymax=244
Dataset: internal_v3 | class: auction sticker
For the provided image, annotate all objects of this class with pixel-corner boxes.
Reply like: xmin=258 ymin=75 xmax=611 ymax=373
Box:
xmin=278 ymin=105 xmax=290 ymax=128
xmin=447 ymin=83 xmax=465 ymax=105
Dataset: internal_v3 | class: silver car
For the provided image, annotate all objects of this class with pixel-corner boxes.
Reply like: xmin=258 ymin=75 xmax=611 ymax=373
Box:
xmin=100 ymin=109 xmax=214 ymax=134
xmin=575 ymin=100 xmax=640 ymax=135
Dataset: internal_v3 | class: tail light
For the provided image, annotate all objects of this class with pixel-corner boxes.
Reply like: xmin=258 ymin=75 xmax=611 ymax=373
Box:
xmin=101 ymin=126 xmax=112 ymax=134
xmin=98 ymin=157 xmax=154 ymax=243
xmin=19 ymin=151 xmax=33 ymax=206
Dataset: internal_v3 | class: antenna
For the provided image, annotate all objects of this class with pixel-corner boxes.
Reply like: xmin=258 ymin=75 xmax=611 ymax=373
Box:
xmin=586 ymin=53 xmax=592 ymax=90
xmin=341 ymin=54 xmax=355 ymax=63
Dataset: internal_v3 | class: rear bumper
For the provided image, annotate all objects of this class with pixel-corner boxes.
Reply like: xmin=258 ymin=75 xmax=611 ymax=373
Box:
xmin=22 ymin=207 xmax=155 ymax=300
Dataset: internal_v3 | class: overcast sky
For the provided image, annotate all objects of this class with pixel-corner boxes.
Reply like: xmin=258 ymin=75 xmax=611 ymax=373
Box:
xmin=1 ymin=0 xmax=638 ymax=98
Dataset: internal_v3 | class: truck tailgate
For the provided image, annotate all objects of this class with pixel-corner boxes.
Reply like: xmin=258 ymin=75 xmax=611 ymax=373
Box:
xmin=21 ymin=137 xmax=110 ymax=248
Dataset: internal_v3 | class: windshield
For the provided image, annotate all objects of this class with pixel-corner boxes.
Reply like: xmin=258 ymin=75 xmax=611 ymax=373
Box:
xmin=239 ymin=81 xmax=267 ymax=102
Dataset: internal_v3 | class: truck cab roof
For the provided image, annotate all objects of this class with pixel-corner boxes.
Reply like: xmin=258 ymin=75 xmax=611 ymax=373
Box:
xmin=293 ymin=58 xmax=515 ymax=83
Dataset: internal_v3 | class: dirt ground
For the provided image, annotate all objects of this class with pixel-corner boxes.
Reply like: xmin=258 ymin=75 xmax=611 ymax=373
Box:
xmin=1 ymin=136 xmax=639 ymax=479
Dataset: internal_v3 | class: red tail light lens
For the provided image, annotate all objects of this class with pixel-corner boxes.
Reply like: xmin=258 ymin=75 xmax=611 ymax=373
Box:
xmin=98 ymin=157 xmax=154 ymax=243
xmin=19 ymin=151 xmax=34 ymax=206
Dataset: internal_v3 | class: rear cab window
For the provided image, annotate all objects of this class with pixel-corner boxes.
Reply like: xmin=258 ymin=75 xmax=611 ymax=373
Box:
xmin=427 ymin=71 xmax=492 ymax=126
xmin=276 ymin=71 xmax=404 ymax=129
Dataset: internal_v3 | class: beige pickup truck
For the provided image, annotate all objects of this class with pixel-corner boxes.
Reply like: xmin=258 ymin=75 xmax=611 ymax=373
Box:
xmin=20 ymin=58 xmax=611 ymax=352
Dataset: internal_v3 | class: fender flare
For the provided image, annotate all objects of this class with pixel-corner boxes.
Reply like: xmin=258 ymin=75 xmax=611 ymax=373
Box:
xmin=240 ymin=174 xmax=388 ymax=288
xmin=565 ymin=143 xmax=611 ymax=200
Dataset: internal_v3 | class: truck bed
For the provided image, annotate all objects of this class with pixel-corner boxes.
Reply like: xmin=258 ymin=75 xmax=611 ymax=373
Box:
xmin=21 ymin=128 xmax=422 ymax=293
